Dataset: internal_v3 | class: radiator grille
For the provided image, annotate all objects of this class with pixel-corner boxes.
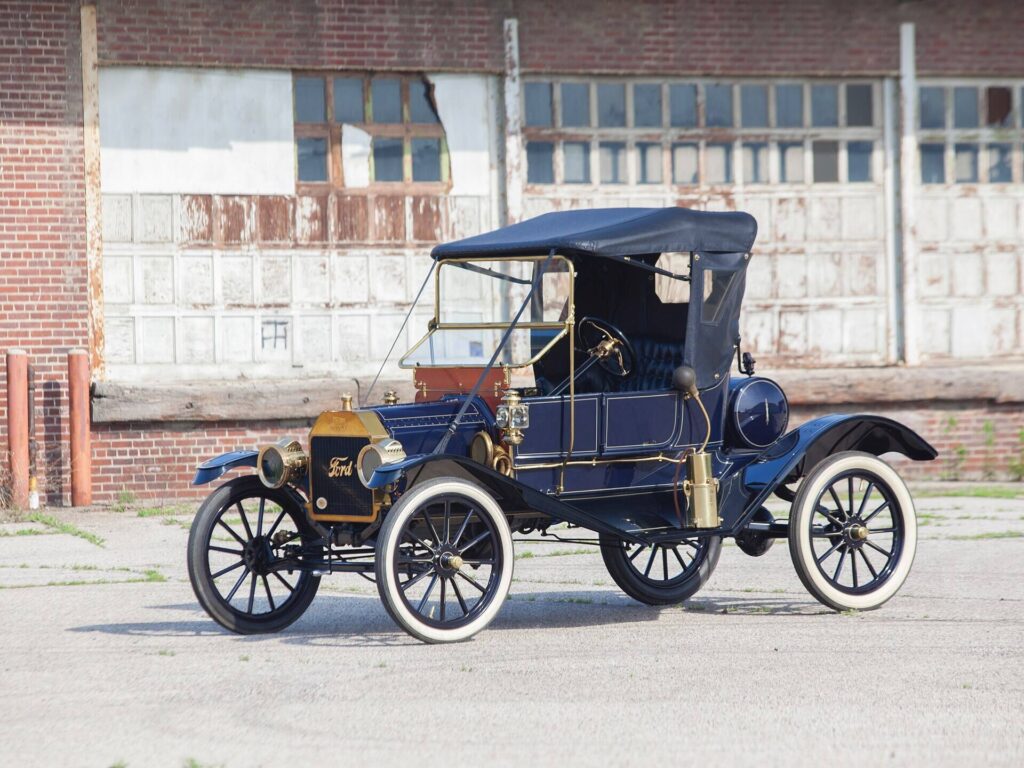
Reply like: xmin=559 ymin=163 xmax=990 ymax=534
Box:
xmin=309 ymin=435 xmax=373 ymax=519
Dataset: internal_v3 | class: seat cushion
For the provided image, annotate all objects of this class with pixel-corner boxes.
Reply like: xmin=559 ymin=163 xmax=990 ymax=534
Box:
xmin=616 ymin=336 xmax=684 ymax=392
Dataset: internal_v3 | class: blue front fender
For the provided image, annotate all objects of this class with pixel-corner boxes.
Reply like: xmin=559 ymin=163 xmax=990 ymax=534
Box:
xmin=192 ymin=450 xmax=259 ymax=486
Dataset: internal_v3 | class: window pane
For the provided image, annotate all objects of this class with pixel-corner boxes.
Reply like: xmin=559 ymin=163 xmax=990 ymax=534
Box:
xmin=297 ymin=137 xmax=327 ymax=181
xmin=525 ymin=82 xmax=553 ymax=127
xmin=599 ymin=142 xmax=627 ymax=183
xmin=526 ymin=141 xmax=554 ymax=183
xmin=371 ymin=78 xmax=402 ymax=123
xmin=954 ymin=143 xmax=978 ymax=183
xmin=334 ymin=77 xmax=364 ymax=123
xmin=920 ymin=143 xmax=945 ymax=183
xmin=373 ymin=137 xmax=403 ymax=181
xmin=638 ymin=142 xmax=662 ymax=184
xmin=634 ymin=84 xmax=662 ymax=127
xmin=672 ymin=142 xmax=698 ymax=184
xmin=988 ymin=143 xmax=1012 ymax=183
xmin=779 ymin=142 xmax=804 ymax=182
xmin=740 ymin=85 xmax=768 ymax=127
xmin=561 ymin=83 xmax=590 ymax=127
xmin=846 ymin=84 xmax=873 ymax=127
xmin=670 ymin=84 xmax=697 ymax=127
xmin=812 ymin=140 xmax=838 ymax=182
xmin=706 ymin=84 xmax=733 ymax=127
xmin=986 ymin=87 xmax=1012 ymax=127
xmin=412 ymin=138 xmax=441 ymax=181
xmin=848 ymin=141 xmax=873 ymax=182
xmin=409 ymin=80 xmax=439 ymax=123
xmin=742 ymin=142 xmax=767 ymax=183
xmin=953 ymin=87 xmax=978 ymax=128
xmin=919 ymin=87 xmax=946 ymax=129
xmin=295 ymin=77 xmax=325 ymax=123
xmin=811 ymin=85 xmax=838 ymax=127
xmin=564 ymin=141 xmax=591 ymax=183
xmin=597 ymin=83 xmax=626 ymax=127
xmin=706 ymin=142 xmax=733 ymax=183
xmin=775 ymin=84 xmax=803 ymax=127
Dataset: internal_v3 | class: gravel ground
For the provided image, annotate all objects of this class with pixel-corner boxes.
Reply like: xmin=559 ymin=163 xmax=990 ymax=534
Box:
xmin=1 ymin=486 xmax=1022 ymax=767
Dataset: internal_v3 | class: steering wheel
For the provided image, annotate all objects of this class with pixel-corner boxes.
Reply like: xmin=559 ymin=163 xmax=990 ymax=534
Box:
xmin=577 ymin=317 xmax=635 ymax=379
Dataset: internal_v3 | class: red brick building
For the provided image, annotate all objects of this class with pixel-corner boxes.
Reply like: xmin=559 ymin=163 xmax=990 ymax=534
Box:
xmin=2 ymin=0 xmax=1023 ymax=505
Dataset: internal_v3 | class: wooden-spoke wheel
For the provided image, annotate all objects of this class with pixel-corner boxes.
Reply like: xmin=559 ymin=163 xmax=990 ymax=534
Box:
xmin=376 ymin=478 xmax=513 ymax=643
xmin=789 ymin=451 xmax=917 ymax=612
xmin=188 ymin=477 xmax=320 ymax=634
xmin=599 ymin=533 xmax=722 ymax=605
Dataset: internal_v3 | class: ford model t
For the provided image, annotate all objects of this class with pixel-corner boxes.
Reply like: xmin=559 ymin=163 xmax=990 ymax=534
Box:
xmin=187 ymin=208 xmax=936 ymax=643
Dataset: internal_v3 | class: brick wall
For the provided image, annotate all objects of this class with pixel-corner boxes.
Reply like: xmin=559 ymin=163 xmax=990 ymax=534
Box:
xmin=95 ymin=0 xmax=1024 ymax=77
xmin=0 ymin=2 xmax=88 ymax=505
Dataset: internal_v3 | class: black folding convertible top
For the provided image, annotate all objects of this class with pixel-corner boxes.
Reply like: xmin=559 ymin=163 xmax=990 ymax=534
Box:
xmin=431 ymin=207 xmax=757 ymax=261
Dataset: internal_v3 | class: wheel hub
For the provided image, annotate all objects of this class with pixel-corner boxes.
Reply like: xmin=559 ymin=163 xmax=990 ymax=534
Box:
xmin=437 ymin=550 xmax=463 ymax=576
xmin=243 ymin=536 xmax=274 ymax=575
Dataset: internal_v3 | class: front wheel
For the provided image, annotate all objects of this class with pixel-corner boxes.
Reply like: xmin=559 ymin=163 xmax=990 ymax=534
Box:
xmin=376 ymin=478 xmax=513 ymax=643
xmin=788 ymin=451 xmax=917 ymax=611
xmin=599 ymin=533 xmax=722 ymax=605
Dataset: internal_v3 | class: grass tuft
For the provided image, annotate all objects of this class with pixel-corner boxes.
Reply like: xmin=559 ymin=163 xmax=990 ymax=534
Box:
xmin=948 ymin=530 xmax=1024 ymax=541
xmin=27 ymin=513 xmax=104 ymax=547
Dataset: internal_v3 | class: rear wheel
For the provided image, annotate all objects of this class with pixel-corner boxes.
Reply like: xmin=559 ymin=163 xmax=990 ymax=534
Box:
xmin=599 ymin=533 xmax=721 ymax=605
xmin=187 ymin=476 xmax=321 ymax=634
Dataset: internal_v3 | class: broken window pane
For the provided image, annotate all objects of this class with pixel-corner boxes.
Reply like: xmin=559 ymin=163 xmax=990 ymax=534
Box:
xmin=599 ymin=141 xmax=627 ymax=183
xmin=740 ymin=85 xmax=768 ymax=127
xmin=919 ymin=87 xmax=946 ymax=129
xmin=954 ymin=143 xmax=978 ymax=183
xmin=409 ymin=80 xmax=439 ymax=123
xmin=412 ymin=138 xmax=441 ymax=181
xmin=812 ymin=140 xmax=839 ymax=182
xmin=672 ymin=142 xmax=698 ymax=184
xmin=988 ymin=143 xmax=1012 ymax=183
xmin=334 ymin=77 xmax=364 ymax=123
xmin=373 ymin=137 xmax=403 ymax=181
xmin=561 ymin=83 xmax=590 ymax=127
xmin=953 ymin=87 xmax=978 ymax=128
xmin=811 ymin=85 xmax=838 ymax=127
xmin=597 ymin=83 xmax=626 ymax=127
xmin=637 ymin=142 xmax=662 ymax=183
xmin=706 ymin=142 xmax=733 ymax=183
xmin=371 ymin=78 xmax=402 ymax=123
xmin=669 ymin=84 xmax=697 ymax=127
xmin=846 ymin=84 xmax=873 ymax=126
xmin=775 ymin=84 xmax=803 ymax=127
xmin=848 ymin=141 xmax=873 ymax=182
xmin=295 ymin=77 xmax=325 ymax=123
xmin=297 ymin=137 xmax=328 ymax=181
xmin=525 ymin=82 xmax=553 ymax=127
xmin=706 ymin=84 xmax=733 ymax=127
xmin=779 ymin=142 xmax=804 ymax=182
xmin=742 ymin=142 xmax=768 ymax=183
xmin=920 ymin=143 xmax=945 ymax=183
xmin=526 ymin=142 xmax=554 ymax=183
xmin=563 ymin=141 xmax=591 ymax=183
xmin=634 ymin=84 xmax=662 ymax=127
xmin=986 ymin=86 xmax=1012 ymax=127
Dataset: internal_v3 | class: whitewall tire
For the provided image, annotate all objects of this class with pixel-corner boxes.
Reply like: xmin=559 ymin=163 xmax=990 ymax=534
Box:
xmin=789 ymin=451 xmax=917 ymax=611
xmin=375 ymin=477 xmax=514 ymax=643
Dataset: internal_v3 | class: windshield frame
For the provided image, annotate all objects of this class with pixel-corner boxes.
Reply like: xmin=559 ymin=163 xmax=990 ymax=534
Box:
xmin=398 ymin=254 xmax=575 ymax=370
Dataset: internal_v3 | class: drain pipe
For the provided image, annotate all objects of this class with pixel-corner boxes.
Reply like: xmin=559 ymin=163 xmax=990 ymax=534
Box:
xmin=68 ymin=349 xmax=92 ymax=507
xmin=5 ymin=350 xmax=29 ymax=508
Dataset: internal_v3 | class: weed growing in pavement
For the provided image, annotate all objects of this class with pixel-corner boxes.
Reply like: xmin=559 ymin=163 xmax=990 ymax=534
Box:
xmin=914 ymin=486 xmax=1024 ymax=500
xmin=112 ymin=488 xmax=135 ymax=513
xmin=840 ymin=608 xmax=859 ymax=617
xmin=157 ymin=649 xmax=175 ymax=657
xmin=28 ymin=512 xmax=104 ymax=547
xmin=947 ymin=530 xmax=1024 ymax=541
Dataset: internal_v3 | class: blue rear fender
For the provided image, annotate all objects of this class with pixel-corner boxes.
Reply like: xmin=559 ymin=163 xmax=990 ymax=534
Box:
xmin=192 ymin=450 xmax=259 ymax=486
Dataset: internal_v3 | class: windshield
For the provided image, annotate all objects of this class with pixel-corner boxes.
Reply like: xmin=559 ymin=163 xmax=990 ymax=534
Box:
xmin=400 ymin=255 xmax=572 ymax=368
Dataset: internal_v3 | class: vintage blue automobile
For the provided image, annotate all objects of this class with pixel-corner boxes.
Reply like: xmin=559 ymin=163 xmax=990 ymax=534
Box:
xmin=187 ymin=207 xmax=937 ymax=643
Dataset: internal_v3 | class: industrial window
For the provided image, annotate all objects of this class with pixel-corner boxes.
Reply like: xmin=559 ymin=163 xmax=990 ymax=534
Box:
xmin=918 ymin=80 xmax=1024 ymax=184
xmin=522 ymin=79 xmax=880 ymax=188
xmin=292 ymin=73 xmax=449 ymax=189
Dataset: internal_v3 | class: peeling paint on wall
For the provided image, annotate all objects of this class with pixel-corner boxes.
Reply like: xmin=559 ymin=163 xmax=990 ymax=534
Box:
xmin=430 ymin=74 xmax=496 ymax=197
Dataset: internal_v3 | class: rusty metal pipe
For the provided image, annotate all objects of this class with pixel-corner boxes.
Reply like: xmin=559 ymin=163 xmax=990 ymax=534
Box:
xmin=5 ymin=350 xmax=29 ymax=508
xmin=68 ymin=349 xmax=92 ymax=507
xmin=27 ymin=364 xmax=38 ymax=509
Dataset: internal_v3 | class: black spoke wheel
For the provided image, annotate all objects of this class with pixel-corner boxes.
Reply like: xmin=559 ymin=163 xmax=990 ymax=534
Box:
xmin=376 ymin=478 xmax=513 ymax=643
xmin=188 ymin=476 xmax=321 ymax=634
xmin=789 ymin=451 xmax=917 ymax=612
xmin=599 ymin=532 xmax=722 ymax=605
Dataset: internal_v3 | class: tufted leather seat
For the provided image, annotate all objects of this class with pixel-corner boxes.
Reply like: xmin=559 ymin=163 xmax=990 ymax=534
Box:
xmin=614 ymin=336 xmax=685 ymax=392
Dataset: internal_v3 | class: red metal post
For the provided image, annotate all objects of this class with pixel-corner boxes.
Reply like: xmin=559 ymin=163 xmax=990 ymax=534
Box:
xmin=68 ymin=349 xmax=92 ymax=507
xmin=5 ymin=350 xmax=29 ymax=508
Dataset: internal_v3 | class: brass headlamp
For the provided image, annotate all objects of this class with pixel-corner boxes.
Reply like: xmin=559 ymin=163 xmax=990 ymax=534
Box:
xmin=257 ymin=439 xmax=308 ymax=489
xmin=495 ymin=389 xmax=529 ymax=446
